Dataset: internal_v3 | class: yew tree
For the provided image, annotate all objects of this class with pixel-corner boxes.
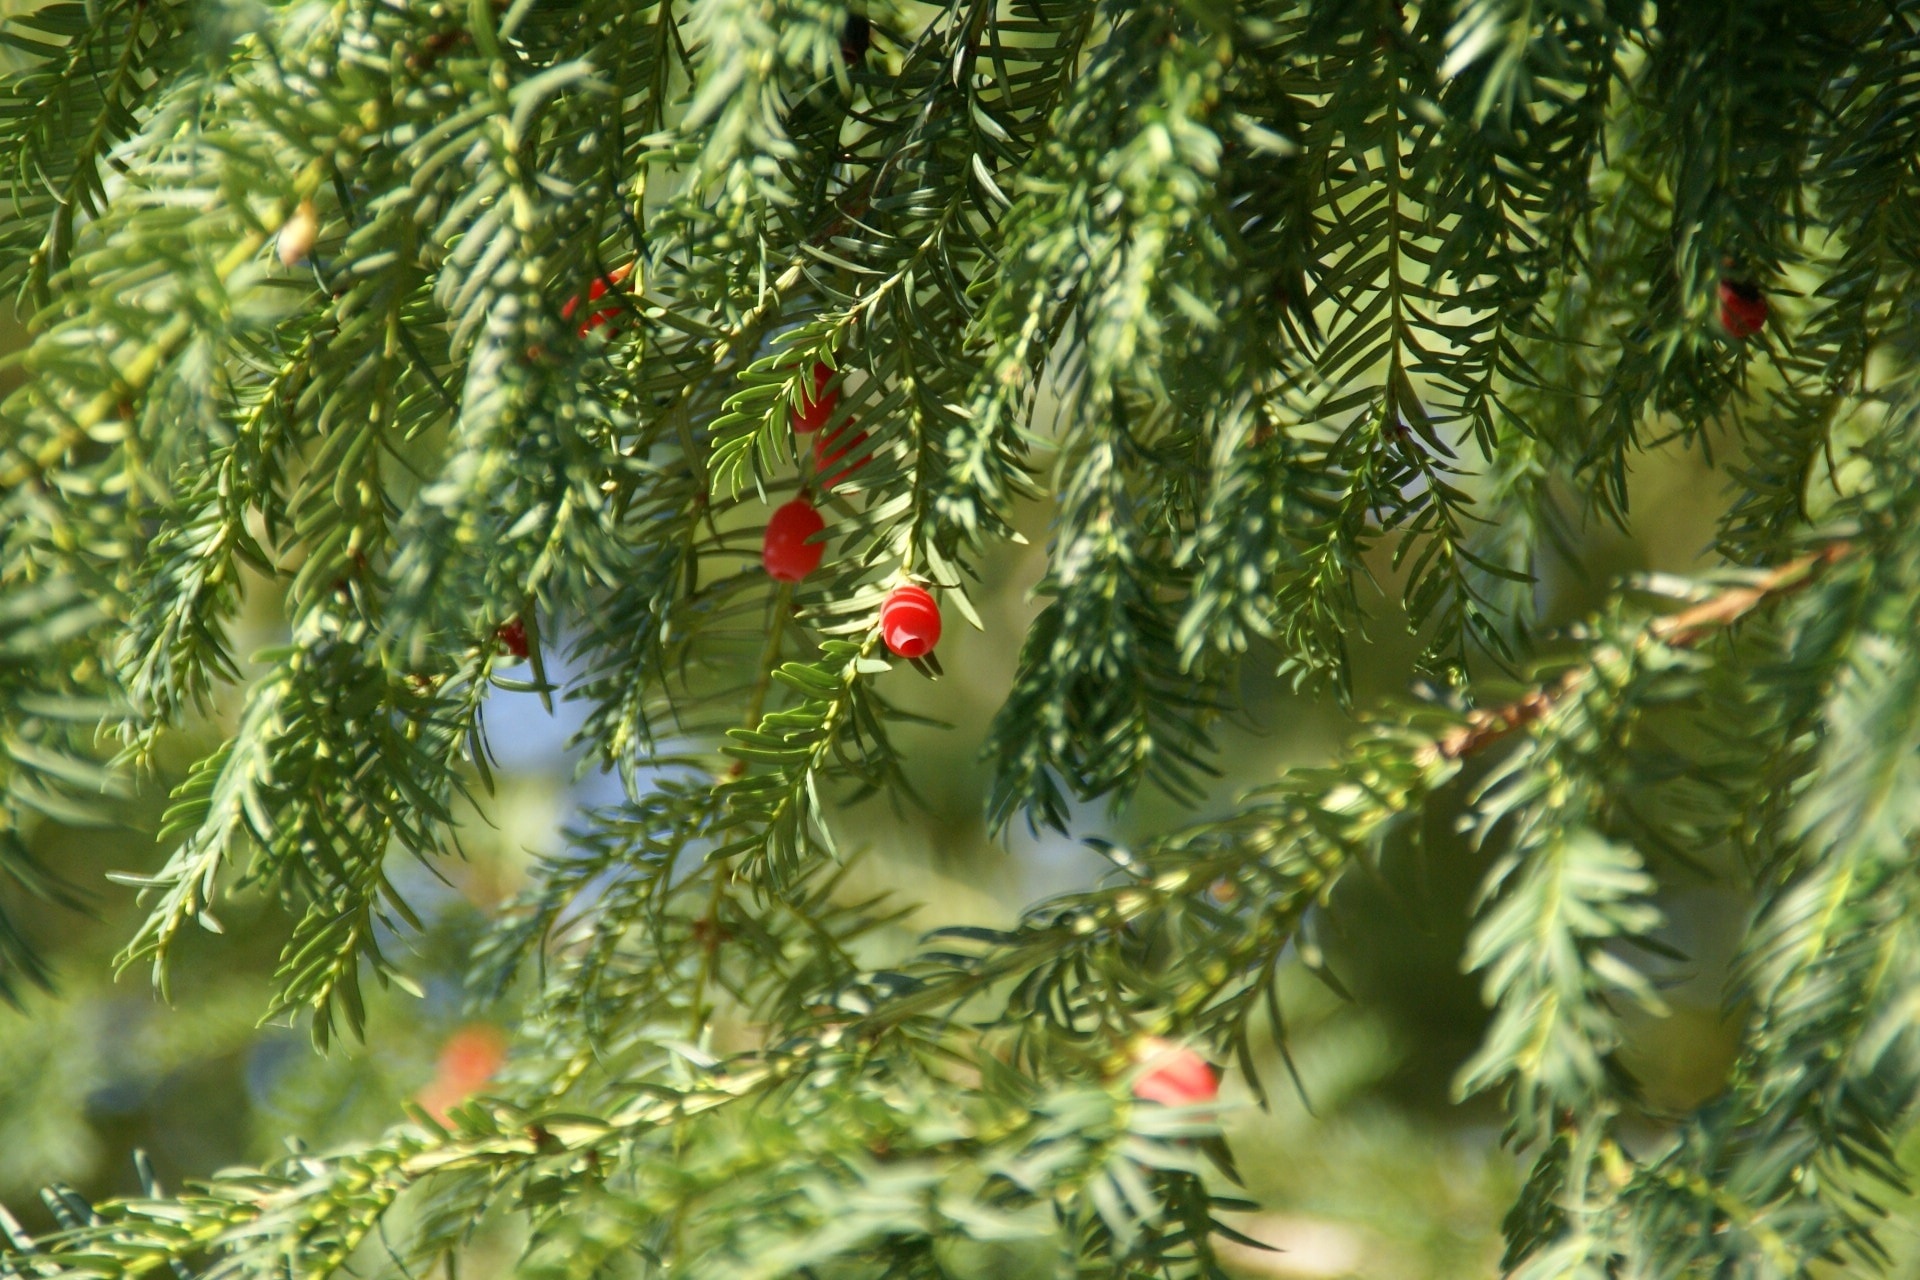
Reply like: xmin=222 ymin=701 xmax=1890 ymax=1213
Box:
xmin=0 ymin=1 xmax=1915 ymax=1277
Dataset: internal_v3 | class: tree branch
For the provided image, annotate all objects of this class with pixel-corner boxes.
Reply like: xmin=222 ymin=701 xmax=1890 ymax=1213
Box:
xmin=1429 ymin=543 xmax=1851 ymax=764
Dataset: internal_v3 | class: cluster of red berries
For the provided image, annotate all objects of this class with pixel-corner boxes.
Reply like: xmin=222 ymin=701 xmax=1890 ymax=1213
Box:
xmin=752 ymin=358 xmax=938 ymax=659
xmin=790 ymin=362 xmax=872 ymax=492
xmin=553 ymin=280 xmax=937 ymax=661
xmin=760 ymin=499 xmax=940 ymax=658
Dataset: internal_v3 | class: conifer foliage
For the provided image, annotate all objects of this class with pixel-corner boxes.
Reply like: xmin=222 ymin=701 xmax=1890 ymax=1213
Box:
xmin=0 ymin=0 xmax=1918 ymax=1275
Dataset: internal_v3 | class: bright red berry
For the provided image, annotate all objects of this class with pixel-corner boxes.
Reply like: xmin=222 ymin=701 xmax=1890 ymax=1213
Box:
xmin=496 ymin=617 xmax=529 ymax=659
xmin=1131 ymin=1037 xmax=1218 ymax=1107
xmin=1718 ymin=279 xmax=1767 ymax=340
xmin=791 ymin=362 xmax=838 ymax=434
xmin=814 ymin=421 xmax=872 ymax=492
xmin=762 ymin=499 xmax=827 ymax=582
xmin=417 ymin=1023 xmax=507 ymax=1123
xmin=879 ymin=584 xmax=941 ymax=658
xmin=562 ymin=263 xmax=633 ymax=337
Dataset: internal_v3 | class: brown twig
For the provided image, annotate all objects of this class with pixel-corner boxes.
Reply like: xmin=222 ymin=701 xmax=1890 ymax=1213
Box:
xmin=1428 ymin=543 xmax=1851 ymax=764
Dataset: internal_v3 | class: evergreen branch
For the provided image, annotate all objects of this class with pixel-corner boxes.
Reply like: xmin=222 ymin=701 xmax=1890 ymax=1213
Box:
xmin=1428 ymin=543 xmax=1850 ymax=765
xmin=1506 ymin=424 xmax=1920 ymax=1270
xmin=8 ymin=2 xmax=1920 ymax=1274
xmin=0 ymin=0 xmax=194 ymax=308
xmin=0 ymin=1042 xmax=1232 ymax=1280
xmin=0 ymin=573 xmax=116 ymax=1004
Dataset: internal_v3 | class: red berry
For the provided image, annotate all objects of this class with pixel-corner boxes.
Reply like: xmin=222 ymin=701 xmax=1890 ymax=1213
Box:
xmin=762 ymin=499 xmax=827 ymax=582
xmin=791 ymin=362 xmax=838 ymax=434
xmin=417 ymin=1024 xmax=507 ymax=1123
xmin=880 ymin=584 xmax=941 ymax=658
xmin=1131 ymin=1038 xmax=1218 ymax=1107
xmin=437 ymin=1024 xmax=507 ymax=1091
xmin=1718 ymin=279 xmax=1767 ymax=339
xmin=814 ymin=421 xmax=872 ymax=492
xmin=496 ymin=617 xmax=529 ymax=659
xmin=562 ymin=263 xmax=633 ymax=337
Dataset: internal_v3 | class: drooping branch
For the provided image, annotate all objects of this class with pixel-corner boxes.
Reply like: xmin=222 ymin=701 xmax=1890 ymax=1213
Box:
xmin=1430 ymin=543 xmax=1851 ymax=765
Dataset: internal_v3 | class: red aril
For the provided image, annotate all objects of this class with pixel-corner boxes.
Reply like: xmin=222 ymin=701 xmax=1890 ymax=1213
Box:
xmin=880 ymin=584 xmax=941 ymax=658
xmin=1718 ymin=279 xmax=1767 ymax=339
xmin=496 ymin=617 xmax=529 ymax=659
xmin=417 ymin=1023 xmax=507 ymax=1123
xmin=1131 ymin=1037 xmax=1218 ymax=1107
xmin=814 ymin=421 xmax=872 ymax=492
xmin=562 ymin=263 xmax=634 ymax=337
xmin=762 ymin=499 xmax=827 ymax=582
xmin=792 ymin=362 xmax=838 ymax=434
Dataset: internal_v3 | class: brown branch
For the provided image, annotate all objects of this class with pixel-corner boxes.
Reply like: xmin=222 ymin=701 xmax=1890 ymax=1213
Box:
xmin=1429 ymin=543 xmax=1851 ymax=764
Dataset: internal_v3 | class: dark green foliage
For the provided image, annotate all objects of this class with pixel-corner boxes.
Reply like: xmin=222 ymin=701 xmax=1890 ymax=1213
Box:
xmin=7 ymin=0 xmax=1920 ymax=1276
xmin=0 ymin=0 xmax=194 ymax=310
xmin=0 ymin=577 xmax=112 ymax=1008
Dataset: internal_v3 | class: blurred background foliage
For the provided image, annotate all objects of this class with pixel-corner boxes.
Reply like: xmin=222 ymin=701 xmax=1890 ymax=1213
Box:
xmin=0 ymin=281 xmax=1832 ymax=1277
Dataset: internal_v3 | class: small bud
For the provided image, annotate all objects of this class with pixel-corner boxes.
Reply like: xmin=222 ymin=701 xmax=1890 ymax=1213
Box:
xmin=277 ymin=200 xmax=318 ymax=268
